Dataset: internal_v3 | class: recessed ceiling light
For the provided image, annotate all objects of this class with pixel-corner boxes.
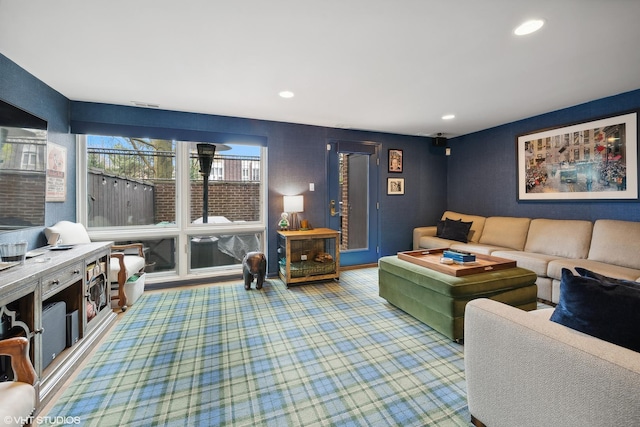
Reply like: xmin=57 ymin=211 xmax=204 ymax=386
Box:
xmin=279 ymin=90 xmax=295 ymax=99
xmin=514 ymin=19 xmax=545 ymax=36
xmin=442 ymin=114 xmax=455 ymax=120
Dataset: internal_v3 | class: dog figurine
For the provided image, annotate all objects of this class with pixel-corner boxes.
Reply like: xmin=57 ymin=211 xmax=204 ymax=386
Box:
xmin=242 ymin=251 xmax=266 ymax=290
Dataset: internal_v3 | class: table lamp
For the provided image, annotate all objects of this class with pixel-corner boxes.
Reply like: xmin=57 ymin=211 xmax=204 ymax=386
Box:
xmin=283 ymin=195 xmax=304 ymax=230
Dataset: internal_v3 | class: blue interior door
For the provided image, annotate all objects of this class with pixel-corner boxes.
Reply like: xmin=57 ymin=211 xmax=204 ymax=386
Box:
xmin=326 ymin=140 xmax=379 ymax=266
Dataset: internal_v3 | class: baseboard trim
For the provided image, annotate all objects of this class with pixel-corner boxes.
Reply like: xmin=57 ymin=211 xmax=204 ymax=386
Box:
xmin=342 ymin=263 xmax=378 ymax=271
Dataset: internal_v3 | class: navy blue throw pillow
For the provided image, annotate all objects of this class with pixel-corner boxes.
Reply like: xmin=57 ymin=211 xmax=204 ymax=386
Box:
xmin=550 ymin=268 xmax=640 ymax=352
xmin=439 ymin=218 xmax=472 ymax=243
xmin=574 ymin=267 xmax=640 ymax=290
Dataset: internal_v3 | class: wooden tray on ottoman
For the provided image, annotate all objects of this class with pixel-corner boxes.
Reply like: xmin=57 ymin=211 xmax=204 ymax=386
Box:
xmin=397 ymin=248 xmax=516 ymax=277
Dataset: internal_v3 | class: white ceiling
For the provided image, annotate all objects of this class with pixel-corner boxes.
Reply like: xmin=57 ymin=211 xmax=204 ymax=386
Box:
xmin=1 ymin=0 xmax=640 ymax=137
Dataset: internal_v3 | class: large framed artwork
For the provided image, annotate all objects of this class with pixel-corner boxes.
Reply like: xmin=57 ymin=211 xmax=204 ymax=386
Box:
xmin=517 ymin=112 xmax=637 ymax=200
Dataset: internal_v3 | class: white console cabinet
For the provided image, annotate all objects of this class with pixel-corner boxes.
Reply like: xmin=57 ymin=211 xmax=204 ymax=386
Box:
xmin=0 ymin=242 xmax=116 ymax=412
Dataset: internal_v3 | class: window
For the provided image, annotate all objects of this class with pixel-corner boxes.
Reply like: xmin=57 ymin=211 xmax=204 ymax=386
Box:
xmin=86 ymin=136 xmax=176 ymax=227
xmin=187 ymin=143 xmax=262 ymax=224
xmin=251 ymin=161 xmax=260 ymax=181
xmin=212 ymin=159 xmax=224 ymax=181
xmin=21 ymin=145 xmax=39 ymax=170
xmin=79 ymin=135 xmax=265 ymax=281
xmin=240 ymin=159 xmax=261 ymax=182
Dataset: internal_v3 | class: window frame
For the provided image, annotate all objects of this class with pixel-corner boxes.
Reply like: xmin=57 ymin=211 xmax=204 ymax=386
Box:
xmin=77 ymin=135 xmax=267 ymax=282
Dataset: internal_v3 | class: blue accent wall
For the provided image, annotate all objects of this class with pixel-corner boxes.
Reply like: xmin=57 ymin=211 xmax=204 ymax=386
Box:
xmin=6 ymin=51 xmax=638 ymax=275
xmin=0 ymin=54 xmax=75 ymax=249
xmin=447 ymin=89 xmax=640 ymax=221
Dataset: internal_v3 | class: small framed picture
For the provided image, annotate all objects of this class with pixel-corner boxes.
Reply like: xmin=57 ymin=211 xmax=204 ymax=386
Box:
xmin=388 ymin=149 xmax=403 ymax=172
xmin=387 ymin=177 xmax=405 ymax=195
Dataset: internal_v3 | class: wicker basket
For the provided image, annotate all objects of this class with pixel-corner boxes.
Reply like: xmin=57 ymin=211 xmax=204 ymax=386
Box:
xmin=281 ymin=260 xmax=336 ymax=278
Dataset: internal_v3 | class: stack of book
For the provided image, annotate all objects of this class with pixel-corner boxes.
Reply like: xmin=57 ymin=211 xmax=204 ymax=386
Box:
xmin=443 ymin=250 xmax=476 ymax=264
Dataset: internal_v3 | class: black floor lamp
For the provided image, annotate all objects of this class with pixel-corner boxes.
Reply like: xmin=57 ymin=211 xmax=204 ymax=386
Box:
xmin=197 ymin=143 xmax=216 ymax=224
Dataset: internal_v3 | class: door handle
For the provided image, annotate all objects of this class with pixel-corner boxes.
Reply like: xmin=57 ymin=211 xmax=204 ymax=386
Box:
xmin=330 ymin=200 xmax=337 ymax=216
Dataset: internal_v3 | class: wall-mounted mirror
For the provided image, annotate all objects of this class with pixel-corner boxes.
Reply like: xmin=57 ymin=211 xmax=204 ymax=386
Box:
xmin=0 ymin=99 xmax=47 ymax=231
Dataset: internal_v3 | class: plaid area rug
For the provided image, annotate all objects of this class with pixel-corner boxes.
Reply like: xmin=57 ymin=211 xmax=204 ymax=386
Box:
xmin=45 ymin=268 xmax=471 ymax=426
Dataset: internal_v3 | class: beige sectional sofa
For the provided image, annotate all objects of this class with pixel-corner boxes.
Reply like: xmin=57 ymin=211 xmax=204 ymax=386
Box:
xmin=413 ymin=211 xmax=640 ymax=303
xmin=464 ymin=298 xmax=640 ymax=427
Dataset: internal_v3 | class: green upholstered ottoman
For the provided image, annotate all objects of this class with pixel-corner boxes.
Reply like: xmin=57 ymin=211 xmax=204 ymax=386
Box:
xmin=378 ymin=255 xmax=537 ymax=341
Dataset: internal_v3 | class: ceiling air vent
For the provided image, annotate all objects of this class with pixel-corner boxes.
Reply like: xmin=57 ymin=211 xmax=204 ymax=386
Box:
xmin=131 ymin=101 xmax=160 ymax=108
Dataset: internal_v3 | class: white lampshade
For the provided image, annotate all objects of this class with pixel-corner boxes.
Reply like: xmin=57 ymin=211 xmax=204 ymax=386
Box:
xmin=283 ymin=195 xmax=304 ymax=213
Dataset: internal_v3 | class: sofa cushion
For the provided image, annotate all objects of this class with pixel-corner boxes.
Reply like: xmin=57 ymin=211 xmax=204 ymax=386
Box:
xmin=589 ymin=219 xmax=640 ymax=270
xmin=547 ymin=259 xmax=640 ymax=304
xmin=524 ymin=219 xmax=592 ymax=259
xmin=438 ymin=218 xmax=472 ymax=243
xmin=478 ymin=216 xmax=531 ymax=251
xmin=550 ymin=268 xmax=640 ymax=352
xmin=547 ymin=258 xmax=640 ymax=282
xmin=450 ymin=242 xmax=511 ymax=255
xmin=418 ymin=235 xmax=457 ymax=249
xmin=110 ymin=255 xmax=146 ymax=283
xmin=440 ymin=211 xmax=486 ymax=243
xmin=491 ymin=250 xmax=562 ymax=277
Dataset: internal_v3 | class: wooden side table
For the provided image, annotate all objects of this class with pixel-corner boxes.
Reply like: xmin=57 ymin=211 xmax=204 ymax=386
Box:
xmin=277 ymin=228 xmax=340 ymax=286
